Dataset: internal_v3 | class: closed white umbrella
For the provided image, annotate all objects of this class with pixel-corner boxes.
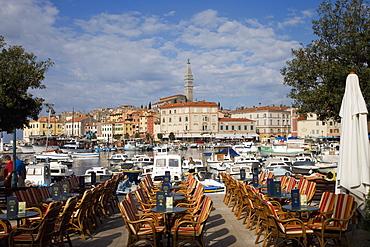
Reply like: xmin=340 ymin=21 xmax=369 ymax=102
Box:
xmin=337 ymin=72 xmax=370 ymax=209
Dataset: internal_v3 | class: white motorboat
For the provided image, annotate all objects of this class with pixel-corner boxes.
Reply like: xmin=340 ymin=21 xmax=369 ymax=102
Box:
xmin=182 ymin=158 xmax=207 ymax=173
xmin=72 ymin=153 xmax=99 ymax=159
xmin=132 ymin=155 xmax=154 ymax=169
xmin=152 ymin=154 xmax=182 ymax=182
xmin=84 ymin=167 xmax=112 ymax=183
xmin=32 ymin=144 xmax=60 ymax=153
xmin=108 ymin=153 xmax=129 ymax=163
xmin=50 ymin=161 xmax=74 ymax=180
xmin=26 ymin=163 xmax=52 ymax=186
xmin=290 ymin=161 xmax=320 ymax=175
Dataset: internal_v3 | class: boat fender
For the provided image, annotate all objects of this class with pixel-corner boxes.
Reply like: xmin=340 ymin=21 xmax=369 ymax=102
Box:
xmin=197 ymin=171 xmax=206 ymax=181
xmin=326 ymin=171 xmax=336 ymax=181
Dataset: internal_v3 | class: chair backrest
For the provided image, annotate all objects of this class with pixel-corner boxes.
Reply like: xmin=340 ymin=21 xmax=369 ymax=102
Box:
xmin=194 ymin=196 xmax=213 ymax=233
xmin=34 ymin=201 xmax=63 ymax=246
xmin=303 ymin=181 xmax=316 ymax=202
xmin=258 ymin=171 xmax=266 ymax=184
xmin=297 ymin=179 xmax=308 ymax=192
xmin=69 ymin=176 xmax=79 ymax=188
xmin=26 ymin=187 xmax=42 ymax=206
xmin=284 ymin=177 xmax=297 ymax=193
xmin=331 ymin=193 xmax=356 ymax=230
xmin=38 ymin=186 xmax=52 ymax=200
xmin=119 ymin=199 xmax=140 ymax=234
xmin=13 ymin=190 xmax=31 ymax=208
xmin=280 ymin=176 xmax=288 ymax=190
xmin=54 ymin=196 xmax=78 ymax=237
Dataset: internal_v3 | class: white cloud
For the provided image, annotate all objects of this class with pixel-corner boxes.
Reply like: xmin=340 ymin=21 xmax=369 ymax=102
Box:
xmin=0 ymin=1 xmax=314 ymax=113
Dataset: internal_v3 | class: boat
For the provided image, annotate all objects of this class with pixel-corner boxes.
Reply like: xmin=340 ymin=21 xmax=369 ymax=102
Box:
xmin=32 ymin=144 xmax=60 ymax=154
xmin=123 ymin=140 xmax=140 ymax=151
xmin=152 ymin=154 xmax=182 ymax=182
xmin=25 ymin=163 xmax=52 ymax=186
xmin=131 ymin=155 xmax=154 ymax=169
xmin=290 ymin=160 xmax=320 ymax=175
xmin=19 ymin=144 xmax=34 ymax=154
xmin=84 ymin=167 xmax=112 ymax=183
xmin=71 ymin=153 xmax=99 ymax=159
xmin=108 ymin=153 xmax=129 ymax=163
xmin=182 ymin=158 xmax=207 ymax=174
xmin=258 ymin=146 xmax=312 ymax=157
xmin=49 ymin=161 xmax=74 ymax=181
xmin=59 ymin=139 xmax=93 ymax=153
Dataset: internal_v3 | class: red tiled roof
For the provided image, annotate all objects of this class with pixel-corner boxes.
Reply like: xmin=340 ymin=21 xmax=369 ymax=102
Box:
xmin=230 ymin=105 xmax=290 ymax=113
xmin=65 ymin=117 xmax=88 ymax=123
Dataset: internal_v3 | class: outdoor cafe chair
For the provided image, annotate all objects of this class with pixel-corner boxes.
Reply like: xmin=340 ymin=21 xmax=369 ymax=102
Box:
xmin=52 ymin=196 xmax=78 ymax=247
xmin=0 ymin=209 xmax=12 ymax=245
xmin=309 ymin=193 xmax=357 ymax=247
xmin=119 ymin=198 xmax=164 ymax=247
xmin=135 ymin=187 xmax=156 ymax=213
xmin=265 ymin=200 xmax=313 ymax=247
xmin=126 ymin=192 xmax=163 ymax=224
xmin=69 ymin=189 xmax=92 ymax=240
xmin=307 ymin=192 xmax=336 ymax=224
xmin=8 ymin=201 xmax=63 ymax=247
xmin=171 ymin=196 xmax=213 ymax=247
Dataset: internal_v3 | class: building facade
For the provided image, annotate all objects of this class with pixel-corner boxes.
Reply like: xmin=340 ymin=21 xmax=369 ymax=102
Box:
xmin=159 ymin=101 xmax=219 ymax=139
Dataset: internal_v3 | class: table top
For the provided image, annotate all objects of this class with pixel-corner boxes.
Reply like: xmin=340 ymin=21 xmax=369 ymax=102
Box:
xmin=0 ymin=211 xmax=40 ymax=220
xmin=173 ymin=196 xmax=186 ymax=201
xmin=282 ymin=204 xmax=320 ymax=212
xmin=42 ymin=193 xmax=80 ymax=203
xmin=151 ymin=206 xmax=187 ymax=214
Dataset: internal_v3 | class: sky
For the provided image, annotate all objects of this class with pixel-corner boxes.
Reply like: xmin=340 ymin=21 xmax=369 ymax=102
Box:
xmin=0 ymin=0 xmax=325 ymax=140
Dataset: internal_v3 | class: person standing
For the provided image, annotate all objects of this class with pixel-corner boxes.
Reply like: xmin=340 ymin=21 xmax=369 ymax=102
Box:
xmin=15 ymin=157 xmax=26 ymax=187
xmin=188 ymin=157 xmax=196 ymax=174
xmin=3 ymin=155 xmax=13 ymax=187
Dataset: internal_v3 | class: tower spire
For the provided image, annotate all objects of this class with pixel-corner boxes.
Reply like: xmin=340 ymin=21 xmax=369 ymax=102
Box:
xmin=184 ymin=59 xmax=194 ymax=102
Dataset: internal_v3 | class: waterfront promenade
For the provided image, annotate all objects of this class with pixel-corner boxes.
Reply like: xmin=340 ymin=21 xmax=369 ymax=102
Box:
xmin=67 ymin=193 xmax=370 ymax=247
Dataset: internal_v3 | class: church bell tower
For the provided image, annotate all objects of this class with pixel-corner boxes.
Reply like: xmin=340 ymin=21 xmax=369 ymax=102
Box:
xmin=184 ymin=59 xmax=194 ymax=102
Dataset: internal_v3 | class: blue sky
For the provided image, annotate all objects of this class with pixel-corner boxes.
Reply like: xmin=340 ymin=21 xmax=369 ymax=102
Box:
xmin=1 ymin=0 xmax=325 ymax=140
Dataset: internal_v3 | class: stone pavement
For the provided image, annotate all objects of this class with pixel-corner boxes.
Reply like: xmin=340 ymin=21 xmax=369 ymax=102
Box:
xmin=68 ymin=193 xmax=370 ymax=247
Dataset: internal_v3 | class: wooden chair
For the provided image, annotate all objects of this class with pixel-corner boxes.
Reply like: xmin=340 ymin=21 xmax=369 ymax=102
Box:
xmin=8 ymin=201 xmax=63 ymax=247
xmin=309 ymin=193 xmax=357 ymax=247
xmin=265 ymin=200 xmax=313 ymax=247
xmin=309 ymin=192 xmax=337 ymax=224
xmin=69 ymin=189 xmax=92 ymax=240
xmin=284 ymin=177 xmax=297 ymax=193
xmin=53 ymin=196 xmax=78 ymax=247
xmin=0 ymin=209 xmax=12 ymax=245
xmin=171 ymin=196 xmax=213 ymax=247
xmin=119 ymin=199 xmax=164 ymax=247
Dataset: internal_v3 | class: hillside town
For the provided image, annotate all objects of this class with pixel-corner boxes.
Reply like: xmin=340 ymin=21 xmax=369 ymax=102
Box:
xmin=19 ymin=61 xmax=341 ymax=149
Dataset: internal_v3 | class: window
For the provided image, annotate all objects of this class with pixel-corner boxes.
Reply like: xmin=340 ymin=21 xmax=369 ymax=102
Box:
xmin=257 ymin=114 xmax=259 ymax=118
xmin=162 ymin=111 xmax=166 ymax=115
xmin=169 ymin=159 xmax=179 ymax=167
xmin=231 ymin=125 xmax=235 ymax=130
xmin=174 ymin=110 xmax=176 ymax=114
xmin=226 ymin=125 xmax=229 ymax=130
xmin=277 ymin=120 xmax=280 ymax=125
xmin=270 ymin=120 xmax=272 ymax=125
xmin=263 ymin=113 xmax=266 ymax=117
xmin=238 ymin=125 xmax=241 ymax=130
xmin=202 ymin=116 xmax=208 ymax=121
xmin=202 ymin=108 xmax=207 ymax=113
xmin=185 ymin=116 xmax=188 ymax=122
xmin=251 ymin=125 xmax=254 ymax=130
xmin=179 ymin=117 xmax=182 ymax=122
xmin=316 ymin=121 xmax=319 ymax=126
xmin=193 ymin=115 xmax=198 ymax=121
xmin=220 ymin=125 xmax=223 ymax=130
xmin=156 ymin=159 xmax=166 ymax=167
xmin=169 ymin=118 xmax=171 ymax=123
xmin=169 ymin=110 xmax=171 ymax=114
xmin=244 ymin=125 xmax=247 ymax=130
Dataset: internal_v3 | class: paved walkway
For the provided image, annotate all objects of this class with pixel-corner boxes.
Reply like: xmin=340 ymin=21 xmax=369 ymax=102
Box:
xmin=68 ymin=193 xmax=370 ymax=247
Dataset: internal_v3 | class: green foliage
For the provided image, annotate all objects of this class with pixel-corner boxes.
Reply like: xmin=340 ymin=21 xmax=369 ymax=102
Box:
xmin=124 ymin=133 xmax=130 ymax=139
xmin=169 ymin=132 xmax=175 ymax=141
xmin=281 ymin=0 xmax=370 ymax=120
xmin=157 ymin=133 xmax=163 ymax=140
xmin=113 ymin=134 xmax=122 ymax=140
xmin=0 ymin=36 xmax=54 ymax=132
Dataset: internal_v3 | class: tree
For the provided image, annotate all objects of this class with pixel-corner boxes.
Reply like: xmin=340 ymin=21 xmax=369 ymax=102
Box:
xmin=281 ymin=0 xmax=370 ymax=120
xmin=124 ymin=133 xmax=130 ymax=139
xmin=0 ymin=36 xmax=54 ymax=132
xmin=169 ymin=132 xmax=175 ymax=141
xmin=157 ymin=133 xmax=163 ymax=140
